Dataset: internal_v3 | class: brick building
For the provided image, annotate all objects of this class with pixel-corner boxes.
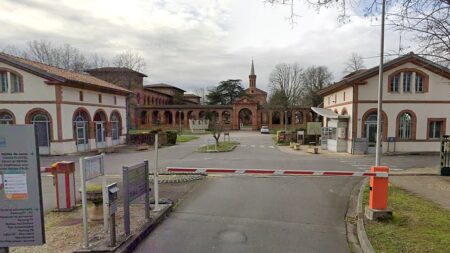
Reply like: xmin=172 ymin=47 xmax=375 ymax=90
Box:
xmin=87 ymin=61 xmax=314 ymax=131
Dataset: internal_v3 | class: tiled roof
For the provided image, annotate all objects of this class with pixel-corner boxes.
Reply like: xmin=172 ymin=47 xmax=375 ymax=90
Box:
xmin=85 ymin=67 xmax=147 ymax=77
xmin=145 ymin=83 xmax=186 ymax=92
xmin=0 ymin=53 xmax=131 ymax=94
xmin=183 ymin=93 xmax=201 ymax=98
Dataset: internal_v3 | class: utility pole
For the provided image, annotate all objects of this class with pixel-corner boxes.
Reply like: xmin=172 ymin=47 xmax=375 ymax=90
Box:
xmin=375 ymin=0 xmax=386 ymax=166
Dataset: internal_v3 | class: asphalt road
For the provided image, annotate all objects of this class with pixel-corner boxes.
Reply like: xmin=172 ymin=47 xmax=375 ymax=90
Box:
xmin=129 ymin=131 xmax=439 ymax=253
xmin=38 ymin=131 xmax=439 ymax=251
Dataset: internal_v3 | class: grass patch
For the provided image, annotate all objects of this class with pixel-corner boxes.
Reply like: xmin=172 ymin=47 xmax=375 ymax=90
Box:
xmin=197 ymin=141 xmax=239 ymax=152
xmin=363 ymin=185 xmax=450 ymax=253
xmin=177 ymin=135 xmax=199 ymax=143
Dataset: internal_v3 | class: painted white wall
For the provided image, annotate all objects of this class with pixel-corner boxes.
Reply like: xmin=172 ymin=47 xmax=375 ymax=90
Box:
xmin=1 ymin=63 xmax=128 ymax=154
xmin=358 ymin=62 xmax=450 ymax=101
xmin=0 ymin=62 xmax=56 ymax=100
xmin=323 ymin=61 xmax=450 ymax=153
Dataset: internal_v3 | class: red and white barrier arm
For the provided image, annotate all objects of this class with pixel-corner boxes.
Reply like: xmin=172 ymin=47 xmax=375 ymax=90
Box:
xmin=166 ymin=167 xmax=389 ymax=178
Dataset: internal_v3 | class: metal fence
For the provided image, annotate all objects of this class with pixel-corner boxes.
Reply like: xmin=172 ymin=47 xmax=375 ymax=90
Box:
xmin=440 ymin=135 xmax=449 ymax=176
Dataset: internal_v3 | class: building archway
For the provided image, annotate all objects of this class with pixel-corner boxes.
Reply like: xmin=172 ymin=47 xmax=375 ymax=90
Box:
xmin=164 ymin=111 xmax=173 ymax=125
xmin=152 ymin=111 xmax=160 ymax=125
xmin=272 ymin=111 xmax=281 ymax=124
xmin=222 ymin=111 xmax=231 ymax=123
xmin=25 ymin=108 xmax=53 ymax=154
xmin=73 ymin=108 xmax=91 ymax=152
xmin=0 ymin=109 xmax=15 ymax=124
xmin=238 ymin=108 xmax=253 ymax=129
xmin=93 ymin=109 xmax=108 ymax=148
xmin=110 ymin=111 xmax=122 ymax=145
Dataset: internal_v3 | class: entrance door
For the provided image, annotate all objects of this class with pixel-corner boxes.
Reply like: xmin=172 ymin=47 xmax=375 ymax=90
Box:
xmin=35 ymin=121 xmax=50 ymax=154
xmin=76 ymin=122 xmax=89 ymax=152
xmin=366 ymin=122 xmax=378 ymax=154
xmin=32 ymin=113 xmax=50 ymax=155
xmin=95 ymin=122 xmax=106 ymax=148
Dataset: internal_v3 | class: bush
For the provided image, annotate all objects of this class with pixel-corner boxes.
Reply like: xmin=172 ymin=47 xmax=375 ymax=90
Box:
xmin=166 ymin=131 xmax=178 ymax=145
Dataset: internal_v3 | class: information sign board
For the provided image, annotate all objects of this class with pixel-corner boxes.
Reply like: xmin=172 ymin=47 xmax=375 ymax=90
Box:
xmin=0 ymin=125 xmax=45 ymax=247
xmin=83 ymin=155 xmax=104 ymax=181
xmin=307 ymin=122 xmax=322 ymax=135
xmin=123 ymin=163 xmax=148 ymax=202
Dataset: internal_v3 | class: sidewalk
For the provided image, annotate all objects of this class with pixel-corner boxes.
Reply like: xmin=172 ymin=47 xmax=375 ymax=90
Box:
xmin=390 ymin=167 xmax=450 ymax=212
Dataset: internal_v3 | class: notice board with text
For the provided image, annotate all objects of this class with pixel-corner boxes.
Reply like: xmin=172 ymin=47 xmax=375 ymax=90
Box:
xmin=0 ymin=125 xmax=45 ymax=247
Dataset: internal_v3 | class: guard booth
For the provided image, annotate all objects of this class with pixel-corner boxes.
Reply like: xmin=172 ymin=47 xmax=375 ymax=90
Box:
xmin=312 ymin=107 xmax=349 ymax=153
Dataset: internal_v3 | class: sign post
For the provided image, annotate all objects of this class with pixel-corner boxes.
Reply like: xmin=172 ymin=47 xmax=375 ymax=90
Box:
xmin=79 ymin=154 xmax=105 ymax=248
xmin=105 ymin=182 xmax=119 ymax=247
xmin=123 ymin=161 xmax=150 ymax=236
xmin=154 ymin=134 xmax=160 ymax=212
xmin=0 ymin=125 xmax=45 ymax=250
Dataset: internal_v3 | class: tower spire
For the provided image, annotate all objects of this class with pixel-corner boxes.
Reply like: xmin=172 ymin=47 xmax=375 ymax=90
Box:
xmin=249 ymin=59 xmax=256 ymax=90
xmin=250 ymin=59 xmax=255 ymax=75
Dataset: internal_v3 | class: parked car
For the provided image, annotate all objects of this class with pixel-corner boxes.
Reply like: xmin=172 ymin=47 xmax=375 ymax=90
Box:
xmin=260 ymin=126 xmax=270 ymax=134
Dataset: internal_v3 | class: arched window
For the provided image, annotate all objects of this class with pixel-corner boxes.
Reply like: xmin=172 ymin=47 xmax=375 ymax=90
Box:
xmin=0 ymin=111 xmax=14 ymax=124
xmin=398 ymin=113 xmax=412 ymax=139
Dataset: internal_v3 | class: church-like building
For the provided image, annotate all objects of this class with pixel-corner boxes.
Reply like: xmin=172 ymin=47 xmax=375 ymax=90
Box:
xmin=88 ymin=61 xmax=314 ymax=131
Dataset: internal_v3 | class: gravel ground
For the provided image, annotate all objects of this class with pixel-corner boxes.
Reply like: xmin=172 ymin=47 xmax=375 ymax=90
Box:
xmin=10 ymin=178 xmax=205 ymax=253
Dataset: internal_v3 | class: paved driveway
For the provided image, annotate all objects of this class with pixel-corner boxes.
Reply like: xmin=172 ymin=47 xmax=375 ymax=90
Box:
xmin=38 ymin=131 xmax=439 ymax=251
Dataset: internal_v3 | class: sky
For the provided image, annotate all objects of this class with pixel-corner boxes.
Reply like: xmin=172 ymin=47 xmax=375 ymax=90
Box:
xmin=0 ymin=0 xmax=412 ymax=93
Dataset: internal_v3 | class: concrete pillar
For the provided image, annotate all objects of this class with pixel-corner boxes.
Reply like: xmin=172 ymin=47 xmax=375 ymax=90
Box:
xmin=183 ymin=110 xmax=189 ymax=128
xmin=268 ymin=110 xmax=273 ymax=129
xmin=172 ymin=110 xmax=177 ymax=128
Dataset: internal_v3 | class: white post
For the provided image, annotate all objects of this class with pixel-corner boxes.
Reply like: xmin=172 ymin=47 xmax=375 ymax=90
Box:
xmin=101 ymin=153 xmax=108 ymax=231
xmin=375 ymin=0 xmax=386 ymax=166
xmin=153 ymin=134 xmax=161 ymax=211
xmin=80 ymin=157 xmax=89 ymax=248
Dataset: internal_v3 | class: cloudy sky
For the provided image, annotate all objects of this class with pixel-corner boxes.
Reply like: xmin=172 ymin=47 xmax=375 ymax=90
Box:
xmin=0 ymin=0 xmax=412 ymax=92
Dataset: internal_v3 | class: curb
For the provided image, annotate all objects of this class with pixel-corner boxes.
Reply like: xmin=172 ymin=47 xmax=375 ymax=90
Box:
xmin=346 ymin=178 xmax=374 ymax=253
xmin=115 ymin=204 xmax=173 ymax=253
xmin=356 ymin=178 xmax=375 ymax=253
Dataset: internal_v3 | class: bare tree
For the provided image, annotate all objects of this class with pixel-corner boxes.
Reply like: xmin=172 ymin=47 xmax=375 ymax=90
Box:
xmin=88 ymin=53 xmax=110 ymax=69
xmin=208 ymin=114 xmax=223 ymax=146
xmin=343 ymin=53 xmax=365 ymax=74
xmin=301 ymin=66 xmax=333 ymax=107
xmin=24 ymin=40 xmax=90 ymax=72
xmin=269 ymin=63 xmax=304 ymax=108
xmin=112 ymin=50 xmax=146 ymax=72
xmin=266 ymin=0 xmax=450 ymax=65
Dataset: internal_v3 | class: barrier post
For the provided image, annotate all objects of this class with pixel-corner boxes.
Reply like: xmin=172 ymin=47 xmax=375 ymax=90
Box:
xmin=366 ymin=166 xmax=393 ymax=221
xmin=154 ymin=134 xmax=161 ymax=212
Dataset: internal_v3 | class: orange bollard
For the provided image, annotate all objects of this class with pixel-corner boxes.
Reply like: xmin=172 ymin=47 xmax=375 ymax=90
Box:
xmin=369 ymin=166 xmax=389 ymax=210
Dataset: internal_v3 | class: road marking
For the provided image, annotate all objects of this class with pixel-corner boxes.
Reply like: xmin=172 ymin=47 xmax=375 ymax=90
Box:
xmin=269 ymin=146 xmax=275 ymax=149
xmin=259 ymin=145 xmax=265 ymax=148
xmin=251 ymin=145 xmax=256 ymax=147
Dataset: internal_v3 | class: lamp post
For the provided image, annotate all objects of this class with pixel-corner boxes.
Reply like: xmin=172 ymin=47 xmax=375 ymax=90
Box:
xmin=375 ymin=0 xmax=386 ymax=166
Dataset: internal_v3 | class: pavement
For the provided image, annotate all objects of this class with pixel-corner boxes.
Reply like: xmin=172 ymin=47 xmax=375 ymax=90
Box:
xmin=37 ymin=131 xmax=442 ymax=252
xmin=390 ymin=167 xmax=450 ymax=212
